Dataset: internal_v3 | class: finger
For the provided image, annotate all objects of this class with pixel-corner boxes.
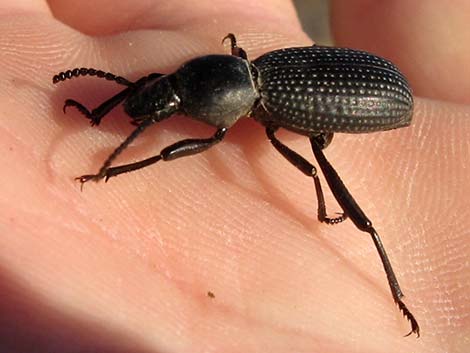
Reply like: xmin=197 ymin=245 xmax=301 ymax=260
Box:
xmin=0 ymin=0 xmax=50 ymax=14
xmin=44 ymin=0 xmax=311 ymax=88
xmin=330 ymin=0 xmax=470 ymax=104
xmin=1 ymin=4 xmax=313 ymax=351
xmin=48 ymin=0 xmax=305 ymax=40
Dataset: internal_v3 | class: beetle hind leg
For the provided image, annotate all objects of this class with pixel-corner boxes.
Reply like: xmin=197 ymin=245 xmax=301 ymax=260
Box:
xmin=266 ymin=126 xmax=347 ymax=224
xmin=310 ymin=134 xmax=420 ymax=337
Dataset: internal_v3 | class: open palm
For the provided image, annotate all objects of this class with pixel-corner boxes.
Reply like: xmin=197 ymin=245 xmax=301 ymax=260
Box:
xmin=1 ymin=1 xmax=468 ymax=352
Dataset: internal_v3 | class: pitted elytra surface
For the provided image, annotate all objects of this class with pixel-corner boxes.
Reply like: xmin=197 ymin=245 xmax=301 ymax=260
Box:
xmin=253 ymin=46 xmax=413 ymax=134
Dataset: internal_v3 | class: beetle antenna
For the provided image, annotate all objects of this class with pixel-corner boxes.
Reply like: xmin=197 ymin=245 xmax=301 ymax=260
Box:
xmin=52 ymin=68 xmax=132 ymax=86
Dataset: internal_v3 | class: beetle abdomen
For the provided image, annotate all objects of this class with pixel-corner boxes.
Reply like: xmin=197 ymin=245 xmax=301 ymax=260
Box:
xmin=253 ymin=46 xmax=413 ymax=134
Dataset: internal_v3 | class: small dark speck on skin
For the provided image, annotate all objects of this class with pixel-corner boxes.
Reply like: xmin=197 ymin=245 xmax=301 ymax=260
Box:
xmin=207 ymin=291 xmax=215 ymax=298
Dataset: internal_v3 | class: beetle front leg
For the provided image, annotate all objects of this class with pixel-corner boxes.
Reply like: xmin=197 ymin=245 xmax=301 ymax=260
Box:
xmin=64 ymin=86 xmax=132 ymax=126
xmin=266 ymin=127 xmax=346 ymax=224
xmin=78 ymin=127 xmax=227 ymax=184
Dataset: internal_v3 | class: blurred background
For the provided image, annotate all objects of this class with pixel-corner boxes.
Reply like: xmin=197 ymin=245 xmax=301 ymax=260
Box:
xmin=293 ymin=0 xmax=332 ymax=44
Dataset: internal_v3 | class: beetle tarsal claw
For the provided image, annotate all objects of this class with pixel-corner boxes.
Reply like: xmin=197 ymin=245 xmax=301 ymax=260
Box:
xmin=397 ymin=299 xmax=420 ymax=337
xmin=75 ymin=174 xmax=102 ymax=184
xmin=75 ymin=174 xmax=103 ymax=191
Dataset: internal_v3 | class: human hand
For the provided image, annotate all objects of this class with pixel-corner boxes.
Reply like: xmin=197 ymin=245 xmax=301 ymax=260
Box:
xmin=0 ymin=0 xmax=468 ymax=352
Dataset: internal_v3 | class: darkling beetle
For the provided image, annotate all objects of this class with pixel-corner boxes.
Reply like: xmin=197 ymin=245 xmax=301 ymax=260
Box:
xmin=53 ymin=33 xmax=419 ymax=336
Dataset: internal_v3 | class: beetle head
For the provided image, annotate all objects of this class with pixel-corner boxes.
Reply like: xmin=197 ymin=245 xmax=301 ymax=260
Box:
xmin=124 ymin=74 xmax=180 ymax=121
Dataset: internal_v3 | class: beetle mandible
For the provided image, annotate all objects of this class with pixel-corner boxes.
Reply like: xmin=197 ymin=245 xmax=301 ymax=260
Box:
xmin=52 ymin=33 xmax=419 ymax=336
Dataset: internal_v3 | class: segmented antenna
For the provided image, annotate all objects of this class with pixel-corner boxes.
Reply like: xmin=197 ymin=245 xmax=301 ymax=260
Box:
xmin=52 ymin=68 xmax=132 ymax=86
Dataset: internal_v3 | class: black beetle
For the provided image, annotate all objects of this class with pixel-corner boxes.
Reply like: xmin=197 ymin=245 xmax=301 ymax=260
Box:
xmin=53 ymin=33 xmax=419 ymax=336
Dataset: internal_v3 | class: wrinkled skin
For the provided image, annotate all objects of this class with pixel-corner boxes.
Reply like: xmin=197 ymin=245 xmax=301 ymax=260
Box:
xmin=0 ymin=0 xmax=469 ymax=352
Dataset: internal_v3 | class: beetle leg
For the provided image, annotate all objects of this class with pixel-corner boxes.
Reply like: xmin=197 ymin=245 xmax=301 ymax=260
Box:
xmin=77 ymin=127 xmax=227 ymax=184
xmin=222 ymin=33 xmax=248 ymax=60
xmin=266 ymin=127 xmax=347 ymax=224
xmin=76 ymin=117 xmax=156 ymax=187
xmin=63 ymin=86 xmax=132 ymax=126
xmin=310 ymin=134 xmax=420 ymax=337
